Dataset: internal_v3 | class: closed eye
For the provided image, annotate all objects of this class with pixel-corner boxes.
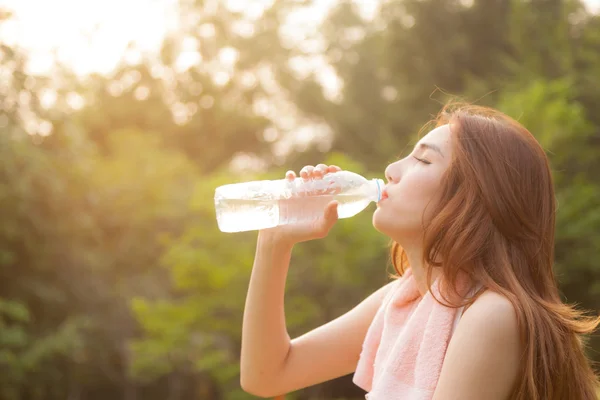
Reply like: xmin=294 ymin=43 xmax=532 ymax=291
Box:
xmin=413 ymin=156 xmax=431 ymax=165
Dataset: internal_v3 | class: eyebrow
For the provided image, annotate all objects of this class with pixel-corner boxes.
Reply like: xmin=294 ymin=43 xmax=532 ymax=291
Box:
xmin=416 ymin=142 xmax=444 ymax=158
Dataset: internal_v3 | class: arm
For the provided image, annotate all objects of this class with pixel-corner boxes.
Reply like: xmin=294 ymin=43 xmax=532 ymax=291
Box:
xmin=432 ymin=291 xmax=522 ymax=400
xmin=240 ymin=230 xmax=394 ymax=397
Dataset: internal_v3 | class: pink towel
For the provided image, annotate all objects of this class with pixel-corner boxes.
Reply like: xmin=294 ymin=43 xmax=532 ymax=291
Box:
xmin=353 ymin=269 xmax=469 ymax=399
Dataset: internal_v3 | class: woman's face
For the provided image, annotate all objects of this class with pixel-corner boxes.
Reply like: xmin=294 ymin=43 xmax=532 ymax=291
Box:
xmin=373 ymin=124 xmax=454 ymax=242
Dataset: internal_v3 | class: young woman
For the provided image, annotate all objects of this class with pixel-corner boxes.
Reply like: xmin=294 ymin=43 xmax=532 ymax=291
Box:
xmin=240 ymin=104 xmax=600 ymax=399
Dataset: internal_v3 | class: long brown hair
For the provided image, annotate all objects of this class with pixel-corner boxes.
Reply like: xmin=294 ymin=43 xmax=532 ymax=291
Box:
xmin=391 ymin=103 xmax=599 ymax=399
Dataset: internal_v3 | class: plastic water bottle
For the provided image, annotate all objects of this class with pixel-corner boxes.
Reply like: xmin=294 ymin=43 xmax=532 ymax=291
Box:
xmin=214 ymin=171 xmax=385 ymax=233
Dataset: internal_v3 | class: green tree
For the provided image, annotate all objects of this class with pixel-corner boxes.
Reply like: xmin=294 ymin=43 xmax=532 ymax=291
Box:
xmin=130 ymin=153 xmax=390 ymax=399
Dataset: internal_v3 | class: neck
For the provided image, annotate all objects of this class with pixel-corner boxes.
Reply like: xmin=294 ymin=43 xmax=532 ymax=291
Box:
xmin=402 ymin=243 xmax=442 ymax=296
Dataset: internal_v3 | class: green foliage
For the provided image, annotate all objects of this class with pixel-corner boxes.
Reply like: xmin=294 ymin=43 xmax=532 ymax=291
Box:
xmin=130 ymin=170 xmax=262 ymax=397
xmin=496 ymin=79 xmax=593 ymax=161
xmin=1 ymin=0 xmax=600 ymax=398
xmin=129 ymin=153 xmax=390 ymax=399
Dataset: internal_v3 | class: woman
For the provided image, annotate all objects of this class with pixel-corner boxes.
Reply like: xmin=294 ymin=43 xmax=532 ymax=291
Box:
xmin=240 ymin=104 xmax=600 ymax=399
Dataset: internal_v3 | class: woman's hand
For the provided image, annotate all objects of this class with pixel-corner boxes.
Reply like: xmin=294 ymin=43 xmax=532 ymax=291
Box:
xmin=260 ymin=164 xmax=342 ymax=247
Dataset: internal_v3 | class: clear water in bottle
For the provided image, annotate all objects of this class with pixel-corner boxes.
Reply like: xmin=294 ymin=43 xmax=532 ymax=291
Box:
xmin=214 ymin=171 xmax=384 ymax=233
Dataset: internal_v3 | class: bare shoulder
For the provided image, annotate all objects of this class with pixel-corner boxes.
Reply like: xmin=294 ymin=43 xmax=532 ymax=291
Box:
xmin=432 ymin=290 xmax=521 ymax=400
xmin=459 ymin=289 xmax=521 ymax=357
xmin=464 ymin=289 xmax=519 ymax=331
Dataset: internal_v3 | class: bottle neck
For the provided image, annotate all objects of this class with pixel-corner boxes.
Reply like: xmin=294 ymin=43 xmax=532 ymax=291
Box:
xmin=371 ymin=178 xmax=385 ymax=202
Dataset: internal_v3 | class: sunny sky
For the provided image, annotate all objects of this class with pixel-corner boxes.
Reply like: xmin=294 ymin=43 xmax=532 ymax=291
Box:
xmin=2 ymin=0 xmax=599 ymax=168
xmin=0 ymin=0 xmax=328 ymax=75
xmin=1 ymin=0 xmax=598 ymax=76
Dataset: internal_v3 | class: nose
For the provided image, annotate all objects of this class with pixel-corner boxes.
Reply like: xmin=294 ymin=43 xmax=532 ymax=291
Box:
xmin=384 ymin=161 xmax=401 ymax=183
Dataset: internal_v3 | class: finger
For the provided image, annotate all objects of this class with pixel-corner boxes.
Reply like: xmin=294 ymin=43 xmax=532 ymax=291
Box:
xmin=321 ymin=201 xmax=339 ymax=232
xmin=300 ymin=165 xmax=315 ymax=181
xmin=328 ymin=165 xmax=341 ymax=173
xmin=285 ymin=170 xmax=296 ymax=181
xmin=314 ymin=164 xmax=328 ymax=178
xmin=299 ymin=165 xmax=311 ymax=178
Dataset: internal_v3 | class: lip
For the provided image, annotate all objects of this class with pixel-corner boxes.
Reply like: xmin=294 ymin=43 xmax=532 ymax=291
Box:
xmin=378 ymin=187 xmax=389 ymax=202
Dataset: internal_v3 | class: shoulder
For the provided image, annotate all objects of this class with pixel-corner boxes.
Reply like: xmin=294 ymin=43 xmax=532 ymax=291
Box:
xmin=432 ymin=290 xmax=522 ymax=400
xmin=457 ymin=290 xmax=521 ymax=359
xmin=462 ymin=289 xmax=520 ymax=334
xmin=457 ymin=290 xmax=521 ymax=360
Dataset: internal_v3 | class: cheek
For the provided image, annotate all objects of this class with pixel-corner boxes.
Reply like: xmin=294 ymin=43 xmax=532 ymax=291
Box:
xmin=394 ymin=172 xmax=441 ymax=209
xmin=372 ymin=171 xmax=442 ymax=231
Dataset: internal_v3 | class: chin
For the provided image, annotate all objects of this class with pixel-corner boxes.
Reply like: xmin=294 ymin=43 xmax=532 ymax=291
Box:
xmin=372 ymin=208 xmax=420 ymax=243
xmin=372 ymin=208 xmax=399 ymax=237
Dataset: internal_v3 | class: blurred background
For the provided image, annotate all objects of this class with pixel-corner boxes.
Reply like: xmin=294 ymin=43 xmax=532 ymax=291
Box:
xmin=0 ymin=0 xmax=599 ymax=399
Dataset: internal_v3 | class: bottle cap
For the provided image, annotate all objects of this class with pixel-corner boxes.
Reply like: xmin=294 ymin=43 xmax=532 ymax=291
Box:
xmin=374 ymin=178 xmax=385 ymax=202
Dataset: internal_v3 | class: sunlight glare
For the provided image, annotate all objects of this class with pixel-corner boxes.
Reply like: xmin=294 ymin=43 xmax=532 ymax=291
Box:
xmin=66 ymin=92 xmax=85 ymax=110
xmin=213 ymin=71 xmax=231 ymax=87
xmin=0 ymin=0 xmax=598 ymax=78
xmin=39 ymin=89 xmax=57 ymax=109
xmin=224 ymin=0 xmax=272 ymax=20
xmin=134 ymin=86 xmax=150 ymax=101
xmin=198 ymin=23 xmax=216 ymax=39
xmin=0 ymin=0 xmax=178 ymax=76
xmin=175 ymin=37 xmax=202 ymax=72
xmin=219 ymin=47 xmax=239 ymax=67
